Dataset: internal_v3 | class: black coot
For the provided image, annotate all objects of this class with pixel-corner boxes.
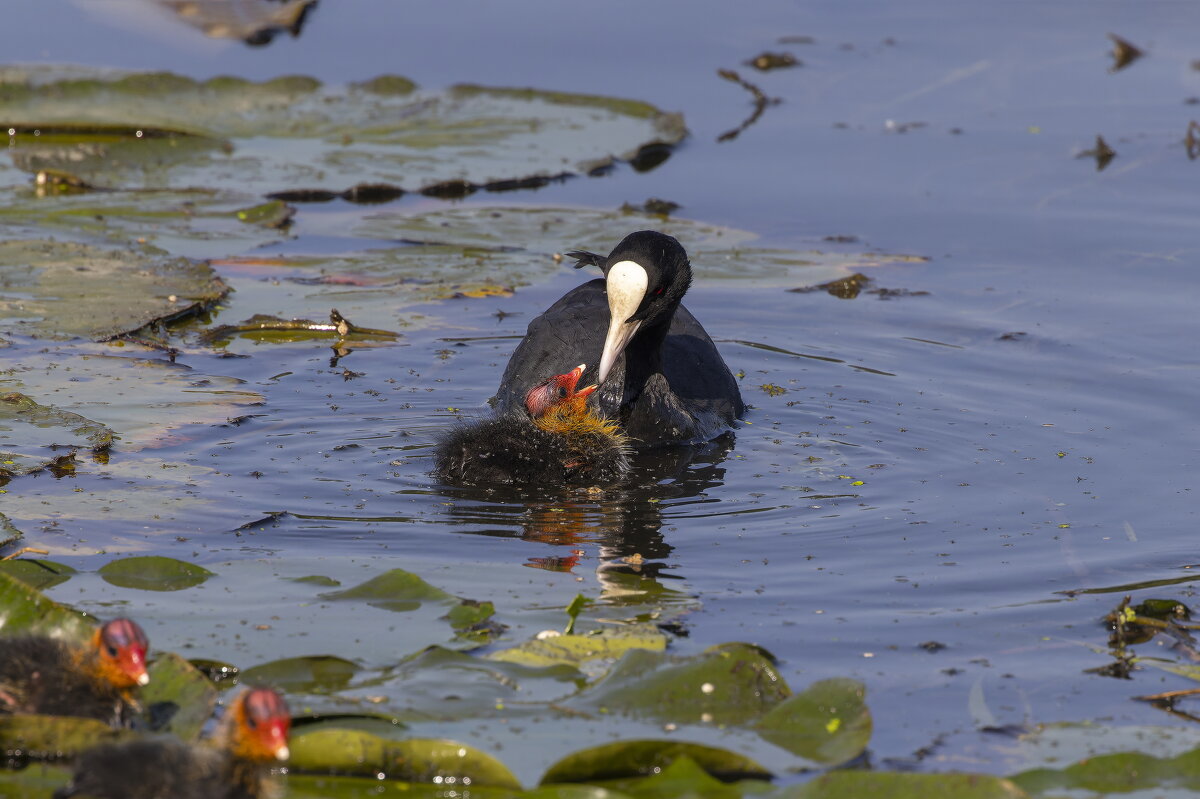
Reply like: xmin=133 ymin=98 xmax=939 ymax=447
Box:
xmin=493 ymin=231 xmax=743 ymax=445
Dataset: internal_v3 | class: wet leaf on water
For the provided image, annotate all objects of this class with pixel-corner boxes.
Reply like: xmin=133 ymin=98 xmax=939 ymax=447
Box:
xmin=156 ymin=0 xmax=318 ymax=45
xmin=0 ymin=715 xmax=133 ymax=761
xmin=523 ymin=784 xmax=637 ymax=799
xmin=97 ymin=555 xmax=216 ymax=592
xmin=1108 ymin=33 xmax=1144 ymax=73
xmin=487 ymin=625 xmax=668 ymax=670
xmin=288 ymin=729 xmax=522 ymax=788
xmin=319 ymin=568 xmax=455 ymax=612
xmin=290 ymin=575 xmax=342 ymax=587
xmin=0 ymin=558 xmax=77 ymax=591
xmin=0 ymin=240 xmax=228 ymax=341
xmin=239 ymin=655 xmax=360 ymax=693
xmin=142 ymin=651 xmax=218 ymax=741
xmin=0 ymin=66 xmax=686 ymax=194
xmin=784 ymin=771 xmax=1026 ymax=798
xmin=538 ymin=739 xmax=772 ymax=785
xmin=754 ymin=678 xmax=871 ymax=765
xmin=0 ymin=569 xmax=91 ymax=640
xmin=234 ymin=199 xmax=295 ymax=229
xmin=568 ymin=643 xmax=790 ymax=726
xmin=0 ymin=511 xmax=23 ymax=551
xmin=0 ymin=392 xmax=114 ymax=481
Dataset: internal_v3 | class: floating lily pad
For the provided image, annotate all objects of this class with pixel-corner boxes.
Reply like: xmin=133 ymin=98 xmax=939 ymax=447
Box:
xmin=0 ymin=568 xmax=91 ymax=639
xmin=142 ymin=652 xmax=219 ymax=741
xmin=319 ymin=568 xmax=455 ymax=611
xmin=0 ymin=67 xmax=686 ymax=194
xmin=487 ymin=626 xmax=668 ymax=671
xmin=0 ymin=715 xmax=131 ymax=761
xmin=97 ymin=555 xmax=215 ymax=591
xmin=589 ymin=755 xmax=767 ymax=799
xmin=569 ymin=643 xmax=789 ymax=726
xmin=0 ymin=511 xmax=22 ymax=550
xmin=240 ymin=655 xmax=360 ymax=693
xmin=539 ymin=739 xmax=771 ymax=785
xmin=786 ymin=772 xmax=1027 ymax=799
xmin=0 ymin=558 xmax=77 ymax=591
xmin=0 ymin=239 xmax=227 ymax=341
xmin=289 ymin=729 xmax=522 ymax=788
xmin=284 ymin=773 xmax=523 ymax=799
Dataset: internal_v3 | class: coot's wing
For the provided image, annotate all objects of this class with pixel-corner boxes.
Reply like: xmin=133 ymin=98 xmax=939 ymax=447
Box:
xmin=663 ymin=304 xmax=743 ymax=416
xmin=493 ymin=279 xmax=609 ymax=412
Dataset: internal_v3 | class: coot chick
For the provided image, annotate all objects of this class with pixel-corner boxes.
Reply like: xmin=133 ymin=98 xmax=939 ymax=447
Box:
xmin=54 ymin=686 xmax=291 ymax=799
xmin=0 ymin=617 xmax=149 ymax=726
xmin=494 ymin=230 xmax=743 ymax=446
xmin=434 ymin=364 xmax=630 ymax=485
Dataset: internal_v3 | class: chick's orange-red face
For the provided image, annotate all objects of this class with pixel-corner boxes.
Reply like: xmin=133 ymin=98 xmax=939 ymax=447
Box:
xmin=99 ymin=618 xmax=150 ymax=687
xmin=525 ymin=364 xmax=590 ymax=417
xmin=239 ymin=687 xmax=291 ymax=762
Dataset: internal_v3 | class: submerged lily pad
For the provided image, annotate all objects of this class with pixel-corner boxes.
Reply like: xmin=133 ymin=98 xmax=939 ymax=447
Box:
xmin=289 ymin=729 xmax=522 ymax=788
xmin=786 ymin=772 xmax=1027 ymax=799
xmin=539 ymin=739 xmax=771 ymax=785
xmin=0 ymin=391 xmax=113 ymax=482
xmin=319 ymin=568 xmax=455 ymax=611
xmin=754 ymin=678 xmax=871 ymax=765
xmin=0 ymin=66 xmax=686 ymax=193
xmin=0 ymin=239 xmax=227 ymax=340
xmin=569 ymin=643 xmax=789 ymax=726
xmin=97 ymin=555 xmax=215 ymax=591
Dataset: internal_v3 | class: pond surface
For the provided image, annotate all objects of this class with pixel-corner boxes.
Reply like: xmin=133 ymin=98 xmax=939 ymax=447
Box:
xmin=4 ymin=0 xmax=1200 ymax=788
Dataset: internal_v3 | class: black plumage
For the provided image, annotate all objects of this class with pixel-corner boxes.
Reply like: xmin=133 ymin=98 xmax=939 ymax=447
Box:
xmin=493 ymin=231 xmax=743 ymax=446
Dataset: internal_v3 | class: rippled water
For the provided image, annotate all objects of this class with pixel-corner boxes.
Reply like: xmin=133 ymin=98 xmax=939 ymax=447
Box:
xmin=5 ymin=0 xmax=1200 ymax=780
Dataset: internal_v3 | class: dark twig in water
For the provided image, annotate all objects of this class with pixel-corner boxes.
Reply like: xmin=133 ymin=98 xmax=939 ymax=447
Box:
xmin=1078 ymin=135 xmax=1116 ymax=171
xmin=716 ymin=69 xmax=780 ymax=143
xmin=1186 ymin=121 xmax=1200 ymax=161
xmin=1107 ymin=33 xmax=1144 ymax=73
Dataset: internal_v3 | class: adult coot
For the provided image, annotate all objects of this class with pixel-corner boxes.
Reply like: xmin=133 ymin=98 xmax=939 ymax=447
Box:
xmin=494 ymin=231 xmax=743 ymax=445
xmin=0 ymin=617 xmax=149 ymax=726
xmin=435 ymin=364 xmax=630 ymax=485
xmin=54 ymin=686 xmax=290 ymax=799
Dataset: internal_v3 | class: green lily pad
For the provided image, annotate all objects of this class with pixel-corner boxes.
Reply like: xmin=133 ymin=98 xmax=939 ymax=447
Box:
xmin=97 ymin=555 xmax=215 ymax=591
xmin=0 ymin=715 xmax=132 ymax=761
xmin=754 ymin=678 xmax=871 ymax=765
xmin=785 ymin=772 xmax=1028 ymax=799
xmin=539 ymin=739 xmax=772 ymax=785
xmin=0 ymin=558 xmax=77 ymax=591
xmin=523 ymin=785 xmax=637 ymax=799
xmin=0 ymin=568 xmax=90 ymax=639
xmin=291 ymin=575 xmax=342 ymax=587
xmin=592 ymin=755 xmax=769 ymax=799
xmin=569 ymin=643 xmax=789 ymax=726
xmin=487 ymin=625 xmax=669 ymax=670
xmin=319 ymin=568 xmax=455 ymax=612
xmin=289 ymin=728 xmax=521 ymax=789
xmin=0 ymin=763 xmax=76 ymax=799
xmin=0 ymin=239 xmax=228 ymax=340
xmin=0 ymin=67 xmax=686 ymax=193
xmin=0 ymin=511 xmax=22 ymax=550
xmin=142 ymin=652 xmax=218 ymax=741
xmin=239 ymin=655 xmax=361 ymax=693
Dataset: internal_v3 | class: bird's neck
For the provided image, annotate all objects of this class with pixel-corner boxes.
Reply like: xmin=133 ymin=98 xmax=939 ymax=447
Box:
xmin=619 ymin=314 xmax=672 ymax=408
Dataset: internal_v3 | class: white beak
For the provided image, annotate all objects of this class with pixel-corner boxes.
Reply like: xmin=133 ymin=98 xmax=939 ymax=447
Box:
xmin=598 ymin=260 xmax=648 ymax=384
